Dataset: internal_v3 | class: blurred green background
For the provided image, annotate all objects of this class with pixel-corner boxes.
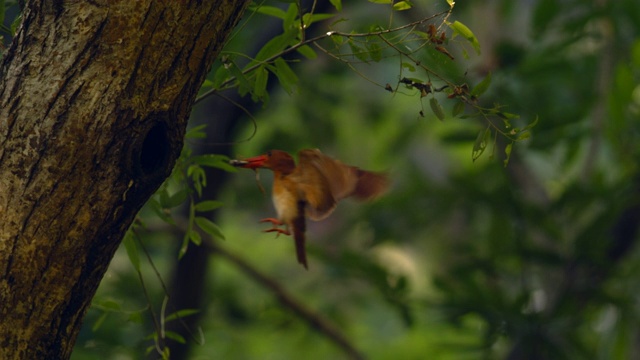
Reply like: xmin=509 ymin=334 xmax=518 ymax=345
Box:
xmin=64 ymin=0 xmax=640 ymax=359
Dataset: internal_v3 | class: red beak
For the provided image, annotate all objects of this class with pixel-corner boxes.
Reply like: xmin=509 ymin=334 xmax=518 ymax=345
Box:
xmin=230 ymin=154 xmax=268 ymax=169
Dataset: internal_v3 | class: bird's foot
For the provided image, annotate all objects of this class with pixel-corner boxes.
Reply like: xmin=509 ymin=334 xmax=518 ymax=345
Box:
xmin=259 ymin=218 xmax=283 ymax=225
xmin=262 ymin=227 xmax=291 ymax=238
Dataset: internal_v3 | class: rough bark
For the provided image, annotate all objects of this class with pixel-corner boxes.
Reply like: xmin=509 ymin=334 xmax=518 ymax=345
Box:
xmin=0 ymin=1 xmax=250 ymax=358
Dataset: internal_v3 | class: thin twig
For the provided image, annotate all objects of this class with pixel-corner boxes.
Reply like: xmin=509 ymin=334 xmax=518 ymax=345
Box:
xmin=205 ymin=238 xmax=368 ymax=360
xmin=195 ymin=11 xmax=450 ymax=104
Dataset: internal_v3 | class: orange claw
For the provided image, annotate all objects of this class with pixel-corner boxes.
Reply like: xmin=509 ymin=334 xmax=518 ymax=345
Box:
xmin=259 ymin=218 xmax=283 ymax=225
xmin=259 ymin=218 xmax=290 ymax=237
xmin=263 ymin=228 xmax=291 ymax=237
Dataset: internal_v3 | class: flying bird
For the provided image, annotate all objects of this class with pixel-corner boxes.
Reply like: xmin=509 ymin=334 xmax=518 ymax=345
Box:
xmin=231 ymin=149 xmax=389 ymax=269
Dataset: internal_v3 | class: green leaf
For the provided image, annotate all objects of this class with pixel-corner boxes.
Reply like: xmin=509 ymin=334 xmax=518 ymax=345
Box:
xmin=296 ymin=45 xmax=317 ymax=59
xmin=471 ymin=72 xmax=491 ymax=97
xmin=253 ymin=65 xmax=269 ymax=100
xmin=273 ymin=57 xmax=299 ymax=94
xmin=429 ymin=97 xmax=446 ymax=121
xmin=227 ymin=61 xmax=251 ymax=96
xmin=302 ymin=13 xmax=335 ymax=27
xmin=448 ymin=20 xmax=481 ymax=55
xmin=393 ymin=1 xmax=413 ymax=11
xmin=191 ymin=154 xmax=237 ymax=172
xmin=211 ymin=63 xmax=231 ymax=89
xmin=253 ymin=31 xmax=297 ymax=64
xmin=329 ymin=0 xmax=342 ymax=11
xmin=401 ymin=62 xmax=416 ymax=72
xmin=93 ymin=299 xmax=121 ymax=312
xmin=452 ymin=101 xmax=465 ymax=117
xmin=164 ymin=331 xmax=186 ymax=345
xmin=522 ymin=115 xmax=539 ymax=131
xmin=179 ymin=203 xmax=196 ymax=259
xmin=517 ymin=131 xmax=531 ymax=141
xmin=366 ymin=42 xmax=382 ymax=62
xmin=127 ymin=311 xmax=144 ymax=324
xmin=10 ymin=14 xmax=21 ymax=36
xmin=161 ymin=189 xmax=188 ymax=209
xmin=92 ymin=312 xmax=109 ymax=332
xmin=189 ymin=229 xmax=202 ymax=246
xmin=503 ymin=143 xmax=513 ymax=167
xmin=282 ymin=3 xmax=298 ymax=31
xmin=249 ymin=5 xmax=287 ymax=19
xmin=123 ymin=231 xmax=141 ymax=272
xmin=195 ymin=216 xmax=226 ymax=240
xmin=330 ymin=33 xmax=344 ymax=46
xmin=348 ymin=39 xmax=369 ymax=62
xmin=164 ymin=309 xmax=200 ymax=322
xmin=194 ymin=200 xmax=224 ymax=212
xmin=147 ymin=198 xmax=175 ymax=225
xmin=185 ymin=124 xmax=207 ymax=139
xmin=446 ymin=0 xmax=455 ymax=7
xmin=472 ymin=127 xmax=491 ymax=161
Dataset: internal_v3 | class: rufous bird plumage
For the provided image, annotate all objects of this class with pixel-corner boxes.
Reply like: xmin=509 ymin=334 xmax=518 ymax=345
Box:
xmin=232 ymin=149 xmax=388 ymax=269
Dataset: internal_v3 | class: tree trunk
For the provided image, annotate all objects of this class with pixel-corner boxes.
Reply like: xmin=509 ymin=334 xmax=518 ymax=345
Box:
xmin=0 ymin=1 xmax=250 ymax=358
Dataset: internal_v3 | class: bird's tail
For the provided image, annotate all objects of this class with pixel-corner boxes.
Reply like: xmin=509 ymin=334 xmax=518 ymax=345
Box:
xmin=292 ymin=200 xmax=308 ymax=269
xmin=352 ymin=169 xmax=389 ymax=200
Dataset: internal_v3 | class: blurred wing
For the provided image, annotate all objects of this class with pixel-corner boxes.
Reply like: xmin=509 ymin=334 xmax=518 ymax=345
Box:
xmin=296 ymin=149 xmax=388 ymax=220
xmin=291 ymin=152 xmax=337 ymax=221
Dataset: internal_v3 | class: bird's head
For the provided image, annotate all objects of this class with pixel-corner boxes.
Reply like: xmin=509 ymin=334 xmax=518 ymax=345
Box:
xmin=231 ymin=150 xmax=295 ymax=174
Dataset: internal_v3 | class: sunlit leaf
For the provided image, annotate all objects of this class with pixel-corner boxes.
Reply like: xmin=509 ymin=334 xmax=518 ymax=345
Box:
xmin=393 ymin=1 xmax=413 ymax=11
xmin=517 ymin=131 xmax=531 ymax=141
xmin=448 ymin=20 xmax=481 ymax=55
xmin=329 ymin=0 xmax=342 ymax=11
xmin=503 ymin=143 xmax=513 ymax=167
xmin=401 ymin=62 xmax=416 ymax=72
